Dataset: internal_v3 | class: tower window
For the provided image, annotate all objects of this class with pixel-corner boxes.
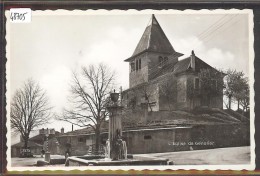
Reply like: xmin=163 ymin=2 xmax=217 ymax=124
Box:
xmin=130 ymin=62 xmax=135 ymax=72
xmin=159 ymin=56 xmax=163 ymax=67
xmin=134 ymin=59 xmax=141 ymax=71
xmin=164 ymin=57 xmax=168 ymax=63
xmin=159 ymin=56 xmax=168 ymax=67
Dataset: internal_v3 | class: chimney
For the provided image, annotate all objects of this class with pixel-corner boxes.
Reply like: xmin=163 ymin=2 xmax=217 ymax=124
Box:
xmin=61 ymin=127 xmax=64 ymax=134
xmin=72 ymin=124 xmax=74 ymax=131
xmin=190 ymin=50 xmax=196 ymax=70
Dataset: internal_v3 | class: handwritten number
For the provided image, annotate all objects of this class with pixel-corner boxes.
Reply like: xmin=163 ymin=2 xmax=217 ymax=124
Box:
xmin=10 ymin=12 xmax=28 ymax=21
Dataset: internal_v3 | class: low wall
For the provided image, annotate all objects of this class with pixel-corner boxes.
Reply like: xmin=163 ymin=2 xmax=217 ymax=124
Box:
xmin=123 ymin=123 xmax=250 ymax=154
xmin=190 ymin=123 xmax=250 ymax=150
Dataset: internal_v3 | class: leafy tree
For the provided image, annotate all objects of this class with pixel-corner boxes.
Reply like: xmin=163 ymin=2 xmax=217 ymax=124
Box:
xmin=233 ymin=77 xmax=248 ymax=111
xmin=239 ymin=81 xmax=250 ymax=113
xmin=224 ymin=69 xmax=247 ymax=110
xmin=57 ymin=63 xmax=115 ymax=153
xmin=11 ymin=79 xmax=52 ymax=148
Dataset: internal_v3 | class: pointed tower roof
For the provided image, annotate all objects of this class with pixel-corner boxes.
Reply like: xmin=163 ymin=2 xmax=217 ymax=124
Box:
xmin=125 ymin=15 xmax=183 ymax=62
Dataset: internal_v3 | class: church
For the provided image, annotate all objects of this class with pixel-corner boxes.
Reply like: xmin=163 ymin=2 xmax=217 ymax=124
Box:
xmin=55 ymin=15 xmax=249 ymax=155
xmin=122 ymin=14 xmax=223 ymax=113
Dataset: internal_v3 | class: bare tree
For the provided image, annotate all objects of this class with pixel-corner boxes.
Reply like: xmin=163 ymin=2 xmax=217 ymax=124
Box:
xmin=57 ymin=63 xmax=115 ymax=153
xmin=11 ymin=79 xmax=52 ymax=148
xmin=129 ymin=72 xmax=154 ymax=112
xmin=140 ymin=82 xmax=154 ymax=112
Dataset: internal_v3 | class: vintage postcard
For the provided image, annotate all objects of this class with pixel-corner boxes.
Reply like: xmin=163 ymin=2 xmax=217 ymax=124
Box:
xmin=5 ymin=9 xmax=255 ymax=171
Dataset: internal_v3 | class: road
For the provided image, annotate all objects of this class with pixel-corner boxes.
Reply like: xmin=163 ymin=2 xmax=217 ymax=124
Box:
xmin=11 ymin=155 xmax=65 ymax=167
xmin=11 ymin=146 xmax=250 ymax=166
xmin=135 ymin=146 xmax=250 ymax=165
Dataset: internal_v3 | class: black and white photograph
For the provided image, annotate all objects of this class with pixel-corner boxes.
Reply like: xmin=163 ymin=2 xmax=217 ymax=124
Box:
xmin=5 ymin=9 xmax=254 ymax=170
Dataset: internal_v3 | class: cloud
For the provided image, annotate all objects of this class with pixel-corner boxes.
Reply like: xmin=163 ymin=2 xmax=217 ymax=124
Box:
xmin=172 ymin=36 xmax=237 ymax=72
xmin=171 ymin=36 xmax=205 ymax=57
xmin=200 ymin=48 xmax=235 ymax=70
xmin=77 ymin=26 xmax=141 ymax=90
xmin=39 ymin=65 xmax=71 ymax=112
xmin=107 ymin=26 xmax=126 ymax=40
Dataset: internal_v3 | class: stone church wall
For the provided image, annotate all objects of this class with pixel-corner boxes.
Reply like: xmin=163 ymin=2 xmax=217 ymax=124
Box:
xmin=176 ymin=73 xmax=223 ymax=110
xmin=129 ymin=53 xmax=149 ymax=88
xmin=147 ymin=52 xmax=178 ymax=80
xmin=122 ymin=82 xmax=160 ymax=113
xmin=176 ymin=74 xmax=189 ymax=110
xmin=157 ymin=73 xmax=178 ymax=111
xmin=129 ymin=52 xmax=179 ymax=88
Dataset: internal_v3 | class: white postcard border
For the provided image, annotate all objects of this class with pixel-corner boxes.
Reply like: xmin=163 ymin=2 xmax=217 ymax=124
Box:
xmin=5 ymin=9 xmax=255 ymax=171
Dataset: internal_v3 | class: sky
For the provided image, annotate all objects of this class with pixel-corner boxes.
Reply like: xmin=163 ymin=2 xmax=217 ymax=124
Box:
xmin=7 ymin=10 xmax=252 ymax=144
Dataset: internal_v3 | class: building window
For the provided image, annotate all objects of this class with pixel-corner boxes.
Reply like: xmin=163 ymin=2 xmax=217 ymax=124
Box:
xmin=159 ymin=56 xmax=168 ymax=67
xmin=164 ymin=57 xmax=168 ymax=63
xmin=78 ymin=137 xmax=85 ymax=143
xmin=134 ymin=59 xmax=141 ymax=71
xmin=194 ymin=78 xmax=200 ymax=89
xmin=135 ymin=59 xmax=139 ymax=71
xmin=130 ymin=62 xmax=135 ymax=72
xmin=159 ymin=56 xmax=163 ymax=67
xmin=144 ymin=135 xmax=152 ymax=140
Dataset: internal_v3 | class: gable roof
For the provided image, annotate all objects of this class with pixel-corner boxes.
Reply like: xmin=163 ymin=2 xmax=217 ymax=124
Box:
xmin=60 ymin=126 xmax=96 ymax=136
xmin=173 ymin=57 xmax=192 ymax=74
xmin=59 ymin=121 xmax=109 ymax=136
xmin=125 ymin=15 xmax=182 ymax=62
xmin=152 ymin=51 xmax=221 ymax=78
xmin=12 ymin=141 xmax=43 ymax=148
xmin=29 ymin=133 xmax=57 ymax=141
xmin=175 ymin=51 xmax=222 ymax=74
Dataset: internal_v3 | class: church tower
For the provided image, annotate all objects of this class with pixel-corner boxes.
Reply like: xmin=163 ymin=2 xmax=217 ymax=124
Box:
xmin=125 ymin=14 xmax=183 ymax=88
